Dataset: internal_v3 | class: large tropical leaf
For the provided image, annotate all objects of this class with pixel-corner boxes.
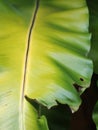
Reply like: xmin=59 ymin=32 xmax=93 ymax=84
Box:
xmin=0 ymin=0 xmax=93 ymax=130
xmin=26 ymin=0 xmax=93 ymax=110
xmin=0 ymin=0 xmax=48 ymax=130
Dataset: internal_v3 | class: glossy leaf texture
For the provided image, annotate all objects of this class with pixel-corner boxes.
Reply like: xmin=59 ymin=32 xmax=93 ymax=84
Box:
xmin=0 ymin=0 xmax=49 ymax=130
xmin=0 ymin=0 xmax=93 ymax=130
xmin=26 ymin=0 xmax=93 ymax=110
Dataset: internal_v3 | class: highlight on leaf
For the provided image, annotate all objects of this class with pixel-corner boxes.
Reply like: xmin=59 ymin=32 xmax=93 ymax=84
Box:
xmin=0 ymin=0 xmax=93 ymax=130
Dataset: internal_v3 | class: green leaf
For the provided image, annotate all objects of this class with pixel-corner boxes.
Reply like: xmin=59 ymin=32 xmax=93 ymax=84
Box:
xmin=87 ymin=0 xmax=98 ymax=74
xmin=0 ymin=0 xmax=93 ymax=129
xmin=26 ymin=0 xmax=93 ymax=110
xmin=0 ymin=0 xmax=48 ymax=129
xmin=25 ymin=96 xmax=71 ymax=130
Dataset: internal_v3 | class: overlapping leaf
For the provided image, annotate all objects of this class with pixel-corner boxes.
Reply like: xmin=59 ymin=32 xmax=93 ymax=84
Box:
xmin=0 ymin=0 xmax=93 ymax=130
xmin=25 ymin=0 xmax=93 ymax=111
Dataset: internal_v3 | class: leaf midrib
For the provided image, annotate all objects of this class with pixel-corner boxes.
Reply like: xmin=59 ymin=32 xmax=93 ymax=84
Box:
xmin=20 ymin=0 xmax=40 ymax=129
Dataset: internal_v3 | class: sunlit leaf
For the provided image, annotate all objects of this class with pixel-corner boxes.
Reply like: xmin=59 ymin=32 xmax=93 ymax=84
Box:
xmin=0 ymin=0 xmax=48 ymax=129
xmin=25 ymin=0 xmax=93 ymax=111
xmin=0 ymin=0 xmax=93 ymax=129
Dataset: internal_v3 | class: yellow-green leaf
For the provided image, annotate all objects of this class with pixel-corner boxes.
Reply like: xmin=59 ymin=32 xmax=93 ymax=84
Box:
xmin=0 ymin=0 xmax=93 ymax=129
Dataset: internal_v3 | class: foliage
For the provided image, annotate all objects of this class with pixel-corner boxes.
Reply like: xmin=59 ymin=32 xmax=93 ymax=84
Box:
xmin=0 ymin=0 xmax=97 ymax=130
xmin=87 ymin=0 xmax=98 ymax=129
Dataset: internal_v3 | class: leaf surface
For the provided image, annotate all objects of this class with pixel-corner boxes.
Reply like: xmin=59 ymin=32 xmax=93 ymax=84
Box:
xmin=25 ymin=0 xmax=93 ymax=110
xmin=0 ymin=0 xmax=48 ymax=130
xmin=0 ymin=0 xmax=93 ymax=129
